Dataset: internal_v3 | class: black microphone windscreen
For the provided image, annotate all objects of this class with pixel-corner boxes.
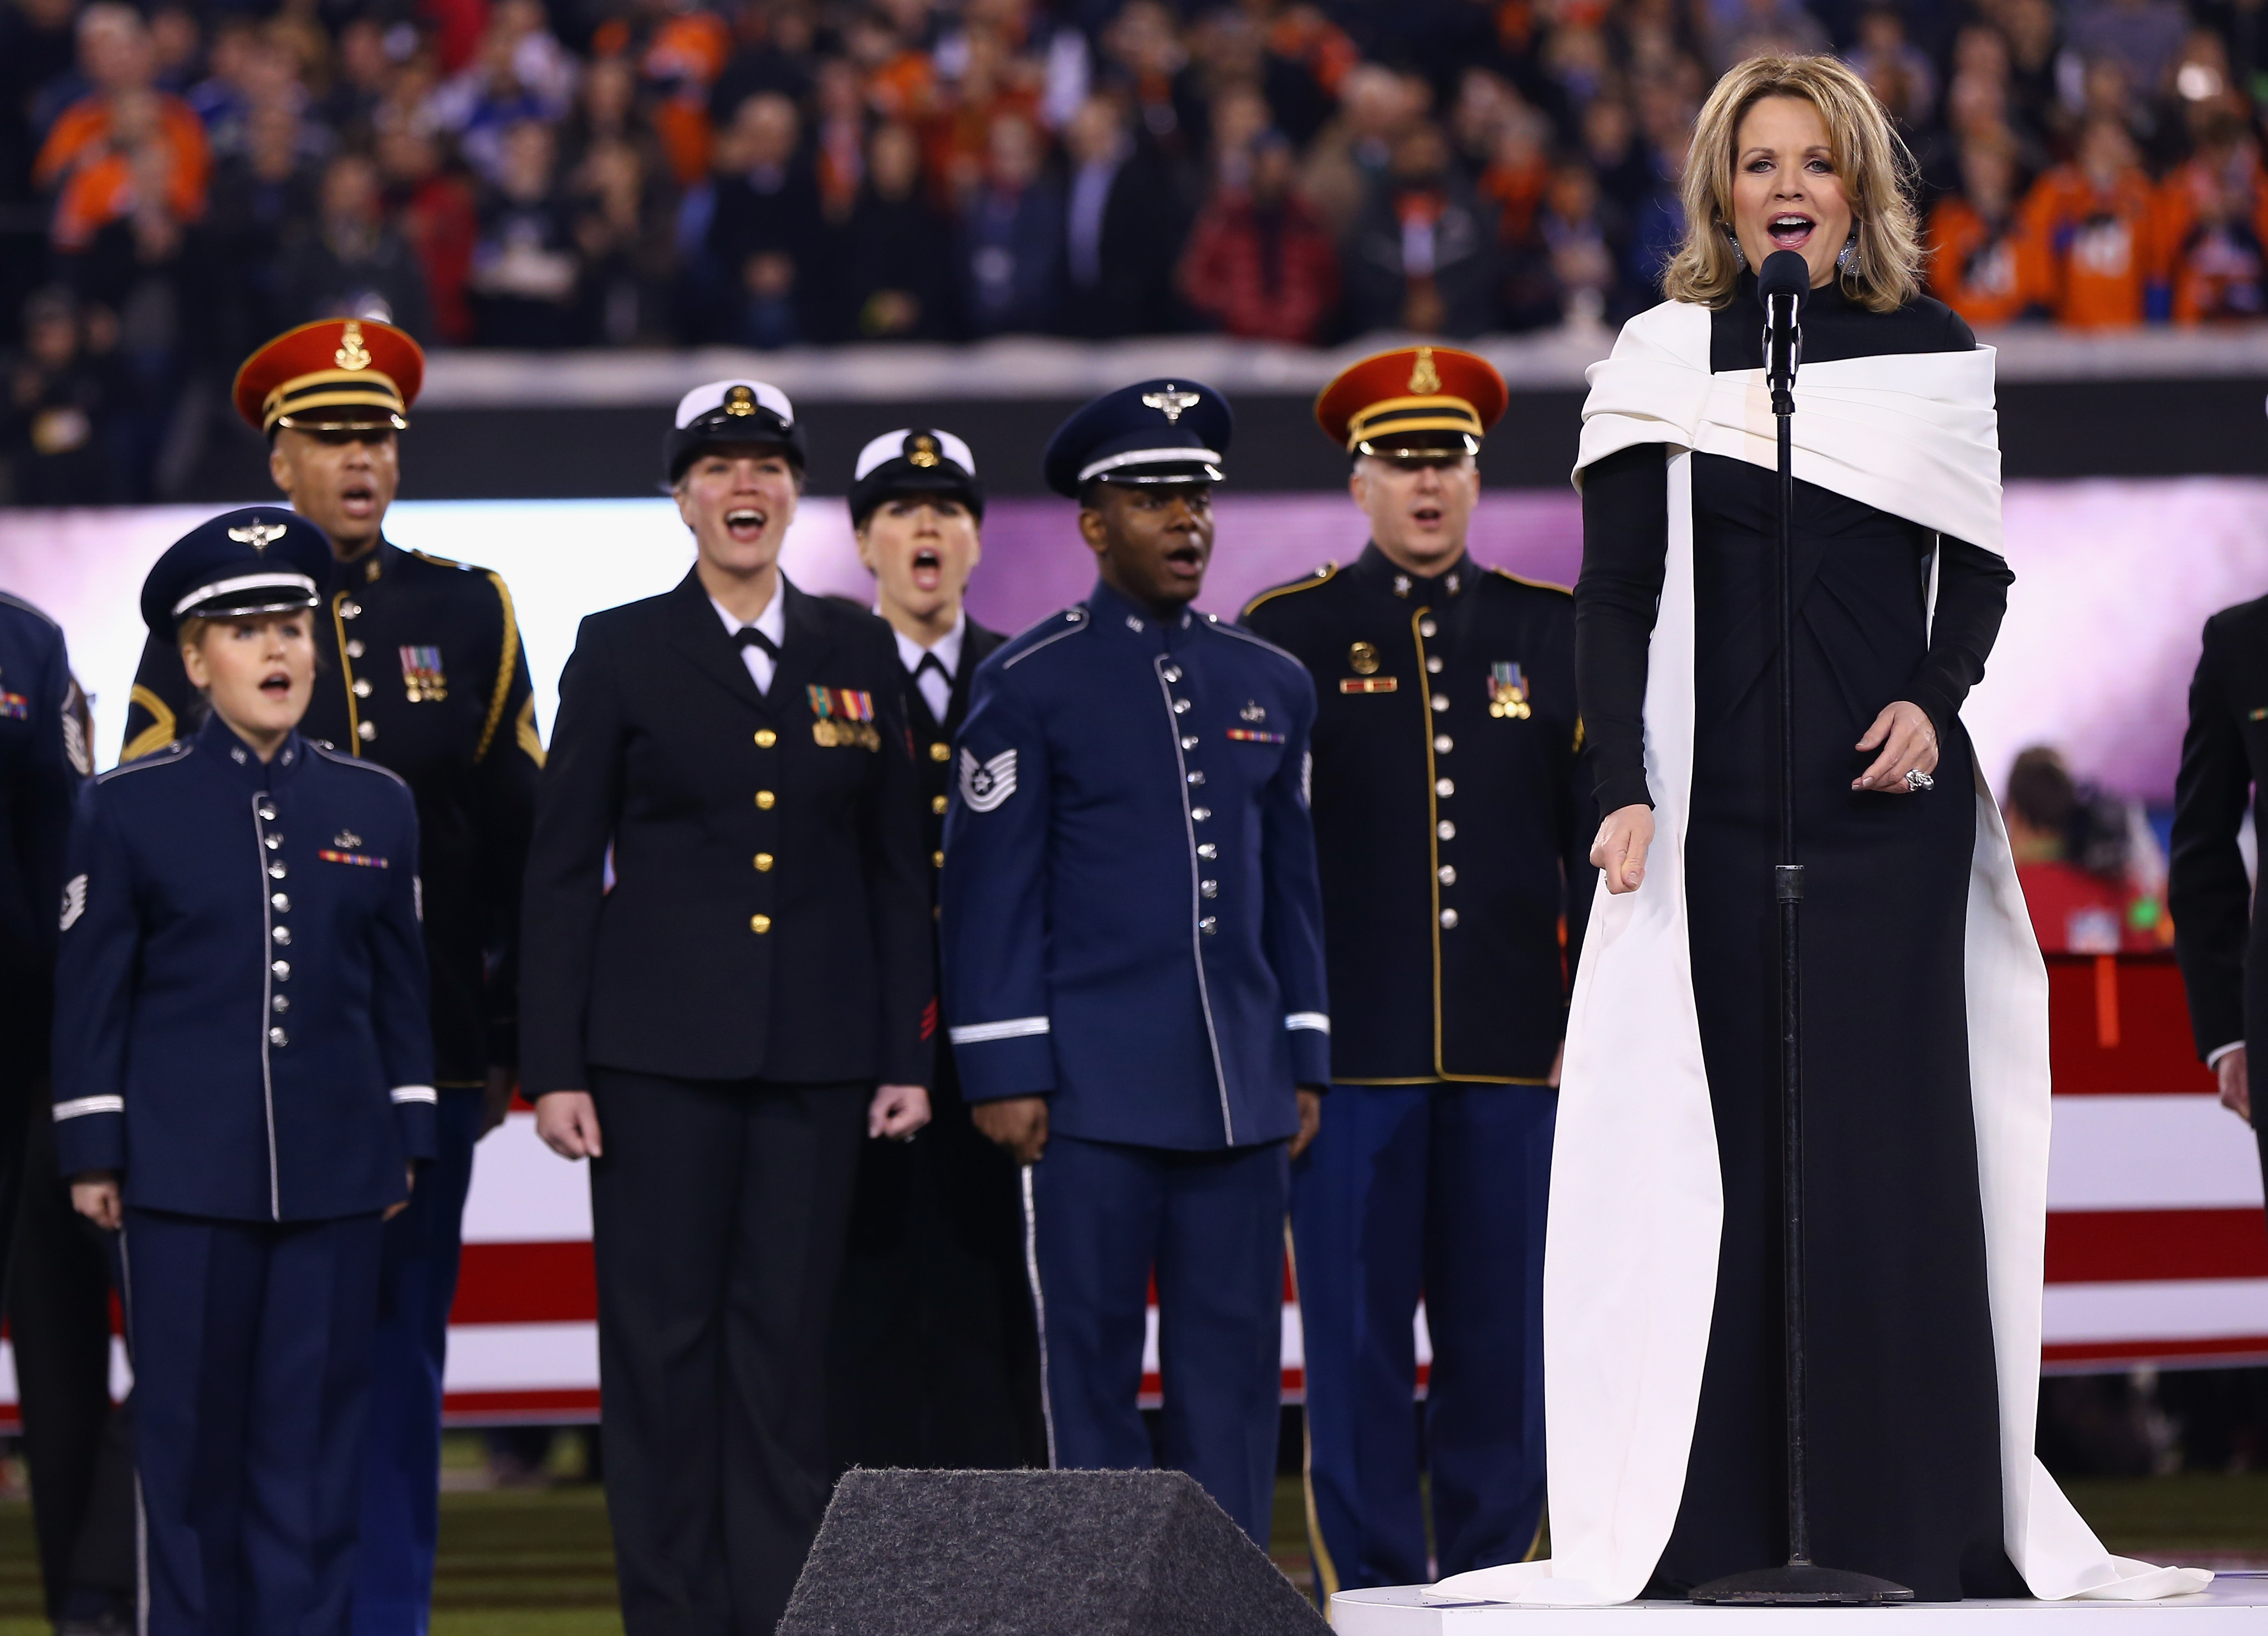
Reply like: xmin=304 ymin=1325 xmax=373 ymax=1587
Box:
xmin=1756 ymin=248 xmax=1811 ymax=308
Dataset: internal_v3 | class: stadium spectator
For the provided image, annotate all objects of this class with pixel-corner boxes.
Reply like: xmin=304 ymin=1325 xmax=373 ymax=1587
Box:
xmin=698 ymin=89 xmax=823 ymax=344
xmin=2 ymin=287 xmax=122 ymax=504
xmin=36 ymin=4 xmax=210 ymax=253
xmin=1300 ymin=62 xmax=1417 ymax=240
xmin=1177 ymin=129 xmax=1337 ymax=342
xmin=1342 ymin=120 xmax=1497 ymax=338
xmin=1929 ymin=127 xmax=2032 ymax=326
xmin=1845 ymin=3 xmax=1937 ymax=131
xmin=2070 ymin=0 xmax=2194 ymax=103
xmin=2005 ymin=747 xmax=2168 ymax=954
xmin=2017 ymin=114 xmax=2163 ymax=327
xmin=468 ymin=116 xmax=579 ymax=347
xmin=835 ymin=118 xmax=954 ymax=339
xmin=379 ymin=122 xmax=479 ymax=344
xmin=956 ymin=106 xmax=1063 ymax=336
xmin=279 ymin=149 xmax=436 ymax=339
xmin=2158 ymin=110 xmax=2268 ymax=322
xmin=1060 ymin=91 xmax=1184 ymax=339
xmin=0 ymin=0 xmax=79 ymax=206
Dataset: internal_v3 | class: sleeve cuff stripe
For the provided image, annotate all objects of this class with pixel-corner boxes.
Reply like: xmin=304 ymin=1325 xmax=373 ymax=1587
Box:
xmin=391 ymin=1086 xmax=440 ymax=1105
xmin=2208 ymin=1042 xmax=2245 ymax=1067
xmin=949 ymin=1016 xmax=1051 ymax=1045
xmin=54 ymin=1095 xmax=124 ymax=1121
xmin=1286 ymin=1013 xmax=1331 ymax=1033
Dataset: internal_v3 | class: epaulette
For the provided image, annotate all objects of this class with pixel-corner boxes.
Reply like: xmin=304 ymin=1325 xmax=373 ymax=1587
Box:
xmin=1490 ymin=565 xmax=1574 ymax=596
xmin=1000 ymin=605 xmax=1094 ymax=670
xmin=1200 ymin=612 xmax=1306 ymax=670
xmin=1240 ymin=562 xmax=1339 ymax=620
xmin=0 ymin=589 xmax=63 ymax=628
xmin=96 ymin=740 xmax=193 ymax=784
xmin=406 ymin=547 xmax=478 ymax=572
xmin=308 ymin=741 xmax=416 ymax=794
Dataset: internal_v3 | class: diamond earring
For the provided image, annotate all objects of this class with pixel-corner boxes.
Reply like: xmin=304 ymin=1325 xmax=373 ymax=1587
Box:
xmin=1836 ymin=232 xmax=1860 ymax=273
xmin=1724 ymin=224 xmax=1748 ymax=271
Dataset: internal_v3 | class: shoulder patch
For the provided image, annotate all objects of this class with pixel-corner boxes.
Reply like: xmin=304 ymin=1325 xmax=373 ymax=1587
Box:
xmin=1490 ymin=565 xmax=1574 ymax=597
xmin=1240 ymin=563 xmax=1340 ymax=620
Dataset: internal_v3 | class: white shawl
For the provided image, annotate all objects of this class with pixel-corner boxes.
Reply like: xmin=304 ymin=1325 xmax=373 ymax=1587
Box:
xmin=1435 ymin=301 xmax=2209 ymax=1607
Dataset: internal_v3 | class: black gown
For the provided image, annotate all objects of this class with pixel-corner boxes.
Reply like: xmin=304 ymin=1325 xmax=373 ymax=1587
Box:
xmin=1575 ymin=277 xmax=2026 ymax=1602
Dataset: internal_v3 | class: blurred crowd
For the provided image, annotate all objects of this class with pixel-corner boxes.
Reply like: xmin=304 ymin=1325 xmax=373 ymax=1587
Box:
xmin=6 ymin=0 xmax=2268 ymax=501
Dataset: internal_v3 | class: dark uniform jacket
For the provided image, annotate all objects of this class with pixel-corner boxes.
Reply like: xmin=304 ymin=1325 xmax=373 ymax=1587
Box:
xmin=53 ymin=714 xmax=436 ymax=1221
xmin=941 ymin=581 xmax=1331 ymax=1151
xmin=911 ymin=620 xmax=1007 ymax=947
xmin=120 ymin=539 xmax=540 ymax=1090
xmin=0 ymin=594 xmax=90 ymax=1085
xmin=2172 ymin=592 xmax=2268 ymax=1077
xmin=1242 ymin=544 xmax=1590 ymax=1084
xmin=522 ymin=572 xmax=933 ymax=1095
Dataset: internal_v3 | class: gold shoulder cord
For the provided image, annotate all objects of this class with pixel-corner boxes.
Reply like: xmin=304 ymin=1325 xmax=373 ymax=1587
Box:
xmin=120 ymin=685 xmax=177 ymax=763
xmin=1239 ymin=562 xmax=1340 ymax=620
xmin=475 ymin=571 xmax=522 ymax=764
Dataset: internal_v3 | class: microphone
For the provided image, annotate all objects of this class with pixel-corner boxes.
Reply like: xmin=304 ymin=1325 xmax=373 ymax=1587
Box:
xmin=1756 ymin=248 xmax=1809 ymax=410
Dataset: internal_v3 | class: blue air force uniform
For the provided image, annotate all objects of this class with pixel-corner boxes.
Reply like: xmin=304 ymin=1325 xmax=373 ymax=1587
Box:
xmin=939 ymin=382 xmax=1329 ymax=1544
xmin=52 ymin=509 xmax=435 ymax=1636
xmin=1240 ymin=347 xmax=1591 ymax=1594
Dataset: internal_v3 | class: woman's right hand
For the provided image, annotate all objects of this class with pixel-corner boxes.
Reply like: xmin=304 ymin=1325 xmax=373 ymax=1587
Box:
xmin=71 ymin=1171 xmax=122 ymax=1231
xmin=535 ymin=1091 xmax=604 ymax=1160
xmin=1591 ymin=804 xmax=1656 ymax=895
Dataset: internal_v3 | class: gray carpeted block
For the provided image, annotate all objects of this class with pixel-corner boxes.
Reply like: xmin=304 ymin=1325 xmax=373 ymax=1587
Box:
xmin=777 ymin=1468 xmax=1331 ymax=1636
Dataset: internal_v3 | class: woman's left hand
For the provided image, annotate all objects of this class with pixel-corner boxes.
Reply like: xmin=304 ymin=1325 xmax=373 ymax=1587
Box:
xmin=1853 ymin=701 xmax=1939 ymax=794
xmin=869 ymin=1083 xmax=931 ymax=1139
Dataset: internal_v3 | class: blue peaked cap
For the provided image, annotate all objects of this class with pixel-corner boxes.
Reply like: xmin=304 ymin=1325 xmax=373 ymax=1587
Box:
xmin=1042 ymin=379 xmax=1233 ymax=499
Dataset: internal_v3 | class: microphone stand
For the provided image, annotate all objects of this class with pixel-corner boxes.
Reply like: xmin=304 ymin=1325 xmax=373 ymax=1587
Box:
xmin=1688 ymin=267 xmax=1914 ymax=1608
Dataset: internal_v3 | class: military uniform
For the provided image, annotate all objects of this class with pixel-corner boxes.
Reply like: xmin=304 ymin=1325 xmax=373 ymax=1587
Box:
xmin=827 ymin=427 xmax=1044 ymax=1473
xmin=941 ymin=382 xmax=1330 ymax=1546
xmin=53 ymin=508 xmax=436 ymax=1636
xmin=1239 ymin=347 xmax=1591 ymax=1593
xmin=2170 ymin=592 xmax=2268 ymax=1217
xmin=116 ymin=319 xmax=539 ymax=1636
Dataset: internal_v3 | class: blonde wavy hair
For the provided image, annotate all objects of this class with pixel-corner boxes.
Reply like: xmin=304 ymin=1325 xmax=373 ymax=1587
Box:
xmin=1662 ymin=54 xmax=1923 ymax=313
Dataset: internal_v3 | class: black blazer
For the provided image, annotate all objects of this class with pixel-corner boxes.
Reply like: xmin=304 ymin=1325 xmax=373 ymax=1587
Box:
xmin=2172 ymin=592 xmax=2268 ymax=1073
xmin=522 ymin=572 xmax=933 ymax=1095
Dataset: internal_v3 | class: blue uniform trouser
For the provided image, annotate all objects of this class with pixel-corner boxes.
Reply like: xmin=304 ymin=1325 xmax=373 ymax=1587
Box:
xmin=352 ymin=1088 xmax=482 ymax=1636
xmin=1290 ymin=1083 xmax=1554 ymax=1592
xmin=121 ymin=1206 xmax=387 ymax=1636
xmin=1026 ymin=1133 xmax=1287 ymax=1545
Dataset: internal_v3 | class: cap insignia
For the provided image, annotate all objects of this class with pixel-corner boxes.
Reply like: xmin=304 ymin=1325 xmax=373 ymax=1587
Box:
xmin=1142 ymin=386 xmax=1201 ymax=424
xmin=229 ymin=520 xmax=289 ymax=552
xmin=1409 ymin=346 xmax=1441 ymax=395
xmin=335 ymin=321 xmax=372 ymax=372
xmin=724 ymin=385 xmax=757 ymax=417
xmin=908 ymin=433 xmax=941 ymax=468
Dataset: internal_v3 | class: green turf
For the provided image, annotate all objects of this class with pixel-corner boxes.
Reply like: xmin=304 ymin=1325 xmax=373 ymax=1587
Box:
xmin=0 ymin=1469 xmax=2248 ymax=1635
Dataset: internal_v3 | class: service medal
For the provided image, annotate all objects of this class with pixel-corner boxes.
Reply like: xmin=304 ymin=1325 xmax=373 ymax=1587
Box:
xmin=1489 ymin=661 xmax=1530 ymax=719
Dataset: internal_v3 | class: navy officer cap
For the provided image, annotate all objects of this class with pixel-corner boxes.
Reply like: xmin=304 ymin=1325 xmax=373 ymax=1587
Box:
xmin=139 ymin=506 xmax=333 ymax=637
xmin=666 ymin=379 xmax=806 ymax=484
xmin=1042 ymin=379 xmax=1233 ymax=499
xmin=849 ymin=427 xmax=984 ymax=529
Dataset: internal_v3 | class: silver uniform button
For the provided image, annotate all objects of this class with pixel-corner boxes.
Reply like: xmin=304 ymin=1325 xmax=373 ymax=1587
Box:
xmin=272 ymin=994 xmax=289 ymax=1013
xmin=1420 ymin=619 xmax=1438 ymax=638
xmin=272 ymin=926 xmax=292 ymax=945
xmin=353 ymin=679 xmax=372 ymax=698
xmin=272 ymin=960 xmax=290 ymax=980
xmin=1441 ymin=908 xmax=1460 ymax=929
xmin=269 ymin=1026 xmax=289 ymax=1046
xmin=1162 ymin=666 xmax=1182 ymax=683
xmin=1199 ymin=917 xmax=1217 ymax=935
xmin=1436 ymin=778 xmax=1455 ymax=798
xmin=1197 ymin=843 xmax=1218 ymax=860
xmin=1426 ymin=655 xmax=1443 ymax=674
xmin=268 ymin=862 xmax=287 ymax=879
xmin=271 ymin=893 xmax=290 ymax=912
xmin=1434 ymin=735 xmax=1453 ymax=754
xmin=257 ymin=804 xmax=277 ymax=821
xmin=1181 ymin=735 xmax=1198 ymax=750
xmin=345 ymin=639 xmax=366 ymax=658
xmin=264 ymin=834 xmax=283 ymax=850
xmin=1201 ymin=880 xmax=1218 ymax=898
xmin=1438 ymin=820 xmax=1457 ymax=840
xmin=1187 ymin=771 xmax=1205 ymax=786
xmin=340 ymin=601 xmax=362 ymax=620
xmin=1431 ymin=694 xmax=1449 ymax=713
xmin=1172 ymin=698 xmax=1191 ymax=714
xmin=357 ymin=722 xmax=377 ymax=741
xmin=1191 ymin=806 xmax=1211 ymax=822
xmin=1439 ymin=865 xmax=1457 ymax=885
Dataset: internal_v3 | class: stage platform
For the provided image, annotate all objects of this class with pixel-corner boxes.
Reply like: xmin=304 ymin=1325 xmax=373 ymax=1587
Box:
xmin=1329 ymin=1576 xmax=2267 ymax=1634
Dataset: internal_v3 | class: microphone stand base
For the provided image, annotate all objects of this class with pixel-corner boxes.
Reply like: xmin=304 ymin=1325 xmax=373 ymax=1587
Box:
xmin=1689 ymin=1563 xmax=1916 ymax=1606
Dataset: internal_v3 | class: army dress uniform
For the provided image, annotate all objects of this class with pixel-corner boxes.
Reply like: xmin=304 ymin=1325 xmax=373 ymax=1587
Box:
xmin=116 ymin=319 xmax=540 ymax=1635
xmin=53 ymin=509 xmax=435 ymax=1636
xmin=520 ymin=381 xmax=933 ymax=1636
xmin=1240 ymin=347 xmax=1591 ymax=1592
xmin=940 ymin=383 xmax=1330 ymax=1547
xmin=826 ymin=429 xmax=1043 ymax=1475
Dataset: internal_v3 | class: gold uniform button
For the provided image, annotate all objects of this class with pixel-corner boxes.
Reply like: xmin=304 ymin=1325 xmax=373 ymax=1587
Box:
xmin=754 ymin=852 xmax=774 ymax=871
xmin=931 ymin=794 xmax=948 ymax=815
xmin=755 ymin=729 xmax=777 ymax=748
xmin=755 ymin=790 xmax=775 ymax=809
xmin=750 ymin=914 xmax=772 ymax=934
xmin=929 ymin=742 xmax=951 ymax=763
xmin=932 ymin=849 xmax=945 ymax=868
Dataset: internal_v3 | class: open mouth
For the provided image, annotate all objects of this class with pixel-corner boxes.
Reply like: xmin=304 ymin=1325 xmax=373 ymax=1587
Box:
xmin=1162 ymin=541 xmax=1205 ymax=579
xmin=1768 ymin=212 xmax=1815 ymax=251
xmin=1412 ymin=502 xmax=1444 ymax=527
xmin=910 ymin=545 xmax=942 ymax=592
xmin=338 ymin=479 xmax=377 ymax=519
xmin=725 ymin=507 xmax=766 ymax=542
xmin=259 ymin=669 xmax=293 ymax=701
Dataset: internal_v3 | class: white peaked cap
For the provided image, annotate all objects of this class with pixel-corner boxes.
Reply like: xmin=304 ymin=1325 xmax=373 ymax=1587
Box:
xmin=854 ymin=428 xmax=977 ymax=480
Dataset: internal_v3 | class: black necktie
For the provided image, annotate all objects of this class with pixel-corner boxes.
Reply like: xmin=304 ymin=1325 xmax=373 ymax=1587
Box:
xmin=735 ymin=626 xmax=779 ymax=659
xmin=914 ymin=652 xmax=948 ymax=684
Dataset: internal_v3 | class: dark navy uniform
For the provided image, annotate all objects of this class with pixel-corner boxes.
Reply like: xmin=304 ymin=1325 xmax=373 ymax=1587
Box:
xmin=826 ymin=427 xmax=1044 ymax=1474
xmin=53 ymin=509 xmax=435 ymax=1636
xmin=2172 ymin=592 xmax=2268 ymax=1220
xmin=119 ymin=319 xmax=539 ymax=1636
xmin=1240 ymin=347 xmax=1590 ymax=1593
xmin=941 ymin=382 xmax=1330 ymax=1545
